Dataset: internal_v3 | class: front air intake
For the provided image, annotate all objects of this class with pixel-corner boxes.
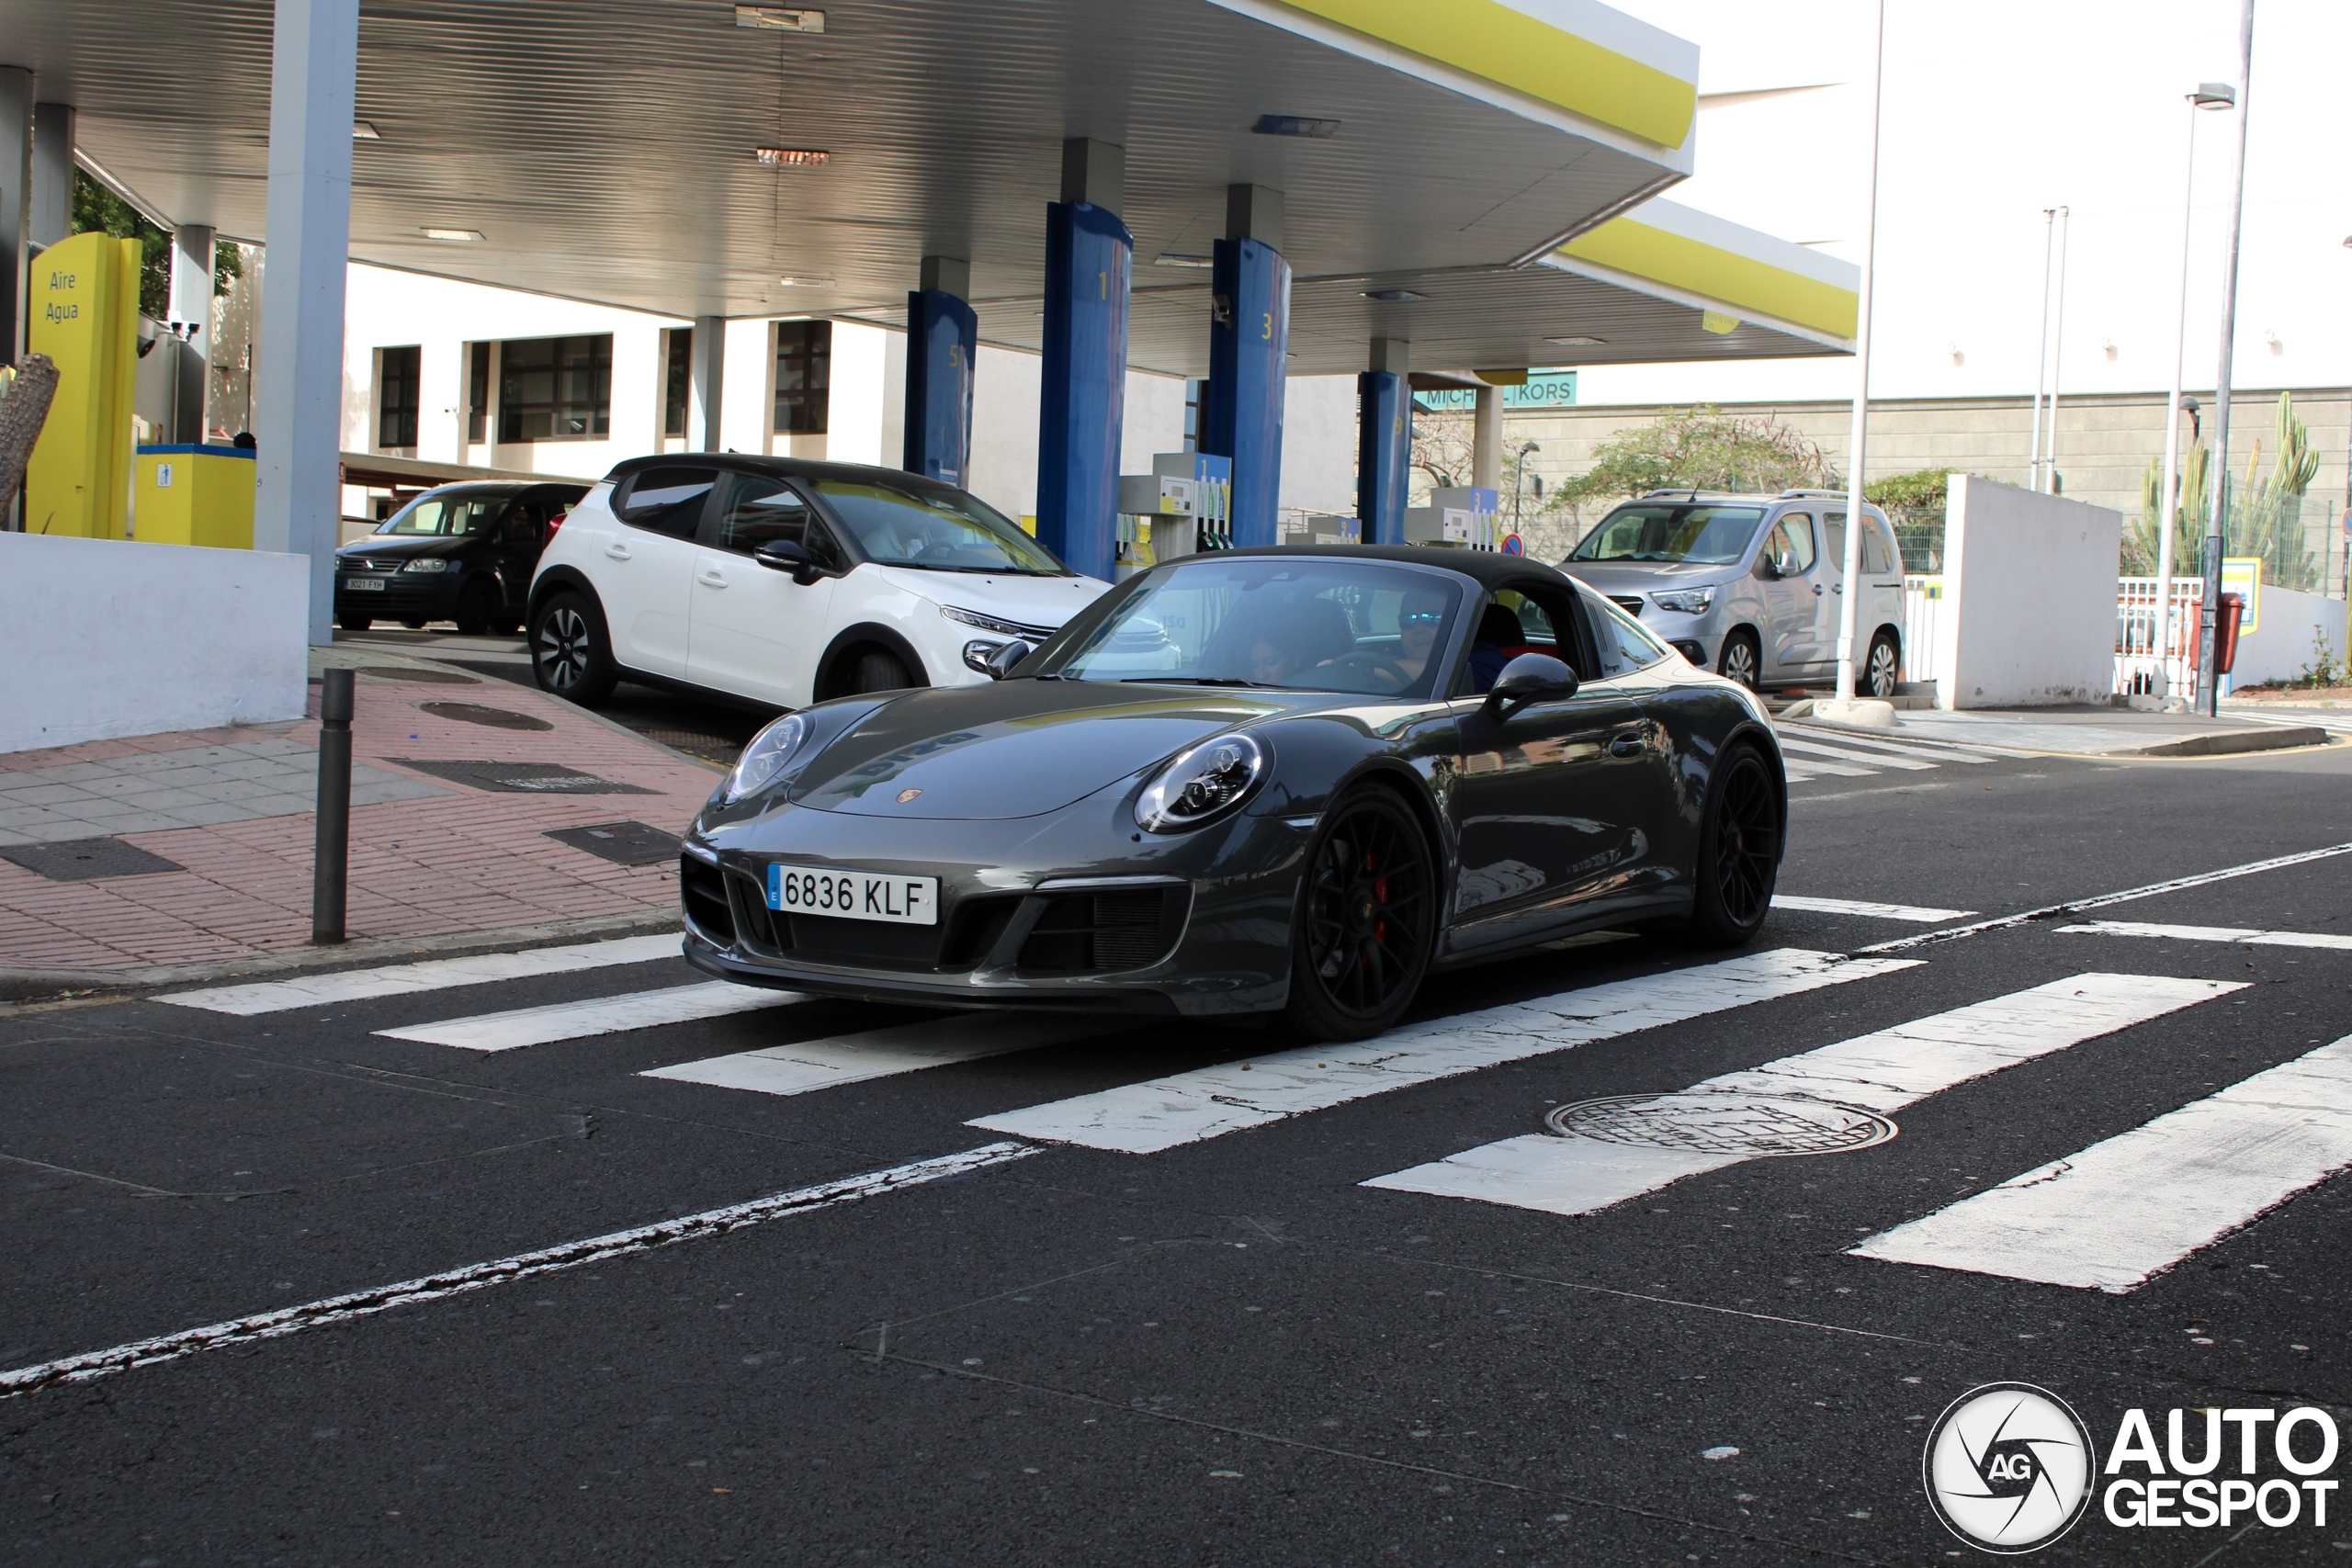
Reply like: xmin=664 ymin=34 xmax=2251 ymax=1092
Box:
xmin=1017 ymin=887 xmax=1187 ymax=974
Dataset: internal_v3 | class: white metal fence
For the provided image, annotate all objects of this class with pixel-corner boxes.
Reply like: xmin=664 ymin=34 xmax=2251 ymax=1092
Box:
xmin=2114 ymin=577 xmax=2206 ymax=696
xmin=1902 ymin=576 xmax=1941 ymax=684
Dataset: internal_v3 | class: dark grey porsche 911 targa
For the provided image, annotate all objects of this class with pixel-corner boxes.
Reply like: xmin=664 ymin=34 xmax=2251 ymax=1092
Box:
xmin=679 ymin=546 xmax=1786 ymax=1041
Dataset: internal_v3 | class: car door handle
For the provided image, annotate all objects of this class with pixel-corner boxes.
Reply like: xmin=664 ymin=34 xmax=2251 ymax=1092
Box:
xmin=698 ymin=568 xmax=728 ymax=588
xmin=604 ymin=543 xmax=632 ymax=561
xmin=1830 ymin=582 xmax=1844 ymax=593
xmin=1811 ymin=582 xmax=1825 ymax=595
xmin=1609 ymin=733 xmax=1646 ymax=758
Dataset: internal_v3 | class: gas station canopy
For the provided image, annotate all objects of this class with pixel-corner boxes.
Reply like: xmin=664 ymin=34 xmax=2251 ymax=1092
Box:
xmin=14 ymin=0 xmax=1853 ymax=368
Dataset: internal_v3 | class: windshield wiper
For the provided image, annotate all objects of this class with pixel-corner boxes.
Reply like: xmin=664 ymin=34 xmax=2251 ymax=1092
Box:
xmin=1117 ymin=676 xmax=1269 ymax=687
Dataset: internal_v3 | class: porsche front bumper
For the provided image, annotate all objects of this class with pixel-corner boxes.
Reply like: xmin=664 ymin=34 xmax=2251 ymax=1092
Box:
xmin=678 ymin=798 xmax=1316 ymax=1018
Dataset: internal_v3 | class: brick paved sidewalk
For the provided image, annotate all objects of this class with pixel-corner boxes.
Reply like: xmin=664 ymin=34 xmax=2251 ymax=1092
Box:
xmin=0 ymin=655 xmax=721 ymax=987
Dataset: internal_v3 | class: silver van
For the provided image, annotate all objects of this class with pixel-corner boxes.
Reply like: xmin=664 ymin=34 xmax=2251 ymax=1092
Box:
xmin=1559 ymin=489 xmax=1907 ymax=695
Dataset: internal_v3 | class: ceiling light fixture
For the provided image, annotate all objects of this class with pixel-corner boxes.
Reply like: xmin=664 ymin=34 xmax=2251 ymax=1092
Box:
xmin=777 ymin=275 xmax=834 ymax=288
xmin=1155 ymin=254 xmax=1213 ymax=269
xmin=1253 ymin=114 xmax=1341 ymax=139
xmin=352 ymin=120 xmax=380 ymax=140
xmin=420 ymin=227 xmax=483 ymax=242
xmin=735 ymin=6 xmax=823 ymax=29
xmin=1543 ymin=335 xmax=1604 ymax=347
xmin=755 ymin=146 xmax=831 ymax=167
xmin=1363 ymin=288 xmax=1425 ymax=302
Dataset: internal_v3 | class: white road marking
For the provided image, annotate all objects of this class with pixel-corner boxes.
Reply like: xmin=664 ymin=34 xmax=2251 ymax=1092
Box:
xmin=1777 ymin=738 xmax=1934 ymax=772
xmin=0 ymin=1142 xmax=1036 ymax=1399
xmin=159 ymin=934 xmax=685 ymax=1015
xmin=376 ymin=981 xmax=807 ymax=1052
xmin=1763 ymin=750 xmax=1878 ymax=777
xmin=2055 ymin=919 xmax=2352 ymax=953
xmin=1772 ymin=895 xmax=1976 ymax=923
xmin=1782 ymin=766 xmax=1821 ymax=784
xmin=1853 ymin=840 xmax=2352 ymax=955
xmin=1782 ymin=723 xmax=2029 ymax=761
xmin=643 ymin=1011 xmax=1114 ymax=1096
xmin=970 ymin=949 xmax=1919 ymax=1154
xmin=1363 ymin=974 xmax=2240 ymax=1216
xmin=1852 ymin=1036 xmax=2352 ymax=1291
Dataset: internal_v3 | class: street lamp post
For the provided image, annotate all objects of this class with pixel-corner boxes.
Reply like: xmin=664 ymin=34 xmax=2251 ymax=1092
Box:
xmin=2154 ymin=83 xmax=2237 ymax=699
xmin=1513 ymin=440 xmax=1539 ymax=530
xmin=1830 ymin=0 xmax=1885 ymax=711
xmin=2196 ymin=0 xmax=2256 ymax=717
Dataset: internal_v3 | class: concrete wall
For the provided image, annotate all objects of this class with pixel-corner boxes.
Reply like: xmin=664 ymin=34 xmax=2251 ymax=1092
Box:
xmin=1936 ymin=476 xmax=2121 ymax=709
xmin=1 ymin=534 xmax=309 ymax=753
xmin=2231 ymin=583 xmax=2348 ymax=689
xmin=1281 ymin=375 xmax=1359 ymax=520
xmin=1501 ymin=389 xmax=2352 ymax=570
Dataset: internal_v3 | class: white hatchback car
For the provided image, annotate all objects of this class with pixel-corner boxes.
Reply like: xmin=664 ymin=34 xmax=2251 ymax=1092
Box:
xmin=526 ymin=457 xmax=1109 ymax=708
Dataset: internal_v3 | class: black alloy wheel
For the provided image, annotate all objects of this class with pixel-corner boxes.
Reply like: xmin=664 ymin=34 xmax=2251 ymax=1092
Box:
xmin=529 ymin=592 xmax=617 ymax=705
xmin=1864 ymin=630 xmax=1901 ymax=699
xmin=1717 ymin=631 xmax=1760 ymax=692
xmin=1683 ymin=744 xmax=1780 ymax=945
xmin=337 ymin=611 xmax=373 ymax=632
xmin=1284 ymin=788 xmax=1436 ymax=1041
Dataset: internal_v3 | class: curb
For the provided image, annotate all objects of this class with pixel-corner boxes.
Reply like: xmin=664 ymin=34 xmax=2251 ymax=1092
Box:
xmin=0 ymin=906 xmax=684 ymax=1005
xmin=2120 ymin=725 xmax=2332 ymax=759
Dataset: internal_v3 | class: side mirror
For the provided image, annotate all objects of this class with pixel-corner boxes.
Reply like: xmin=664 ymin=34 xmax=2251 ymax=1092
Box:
xmin=977 ymin=639 xmax=1033 ymax=681
xmin=1481 ymin=652 xmax=1579 ymax=720
xmin=1766 ymin=549 xmax=1799 ymax=579
xmin=753 ymin=539 xmax=821 ymax=585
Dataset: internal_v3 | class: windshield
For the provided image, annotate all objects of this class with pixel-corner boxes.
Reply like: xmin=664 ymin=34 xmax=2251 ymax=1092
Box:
xmin=807 ymin=478 xmax=1067 ymax=575
xmin=1055 ymin=557 xmax=1465 ymax=698
xmin=1568 ymin=503 xmax=1764 ymax=566
xmin=378 ymin=492 xmax=509 ymax=537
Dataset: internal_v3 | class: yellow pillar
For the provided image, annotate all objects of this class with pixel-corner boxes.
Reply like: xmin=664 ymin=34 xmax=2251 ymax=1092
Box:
xmin=24 ymin=231 xmax=141 ymax=538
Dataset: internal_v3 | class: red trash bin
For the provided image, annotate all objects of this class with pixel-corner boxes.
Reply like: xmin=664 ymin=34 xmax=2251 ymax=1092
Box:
xmin=2215 ymin=592 xmax=2244 ymax=675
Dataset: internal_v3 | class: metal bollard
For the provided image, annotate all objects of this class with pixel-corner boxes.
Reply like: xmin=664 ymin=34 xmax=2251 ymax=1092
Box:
xmin=312 ymin=667 xmax=355 ymax=944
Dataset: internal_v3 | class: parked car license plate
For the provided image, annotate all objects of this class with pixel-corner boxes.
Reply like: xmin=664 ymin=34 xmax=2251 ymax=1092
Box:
xmin=765 ymin=863 xmax=937 ymax=925
xmin=344 ymin=577 xmax=387 ymax=592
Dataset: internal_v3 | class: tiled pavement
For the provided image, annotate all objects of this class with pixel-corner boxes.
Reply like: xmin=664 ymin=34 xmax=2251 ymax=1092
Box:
xmin=0 ymin=665 xmax=720 ymax=981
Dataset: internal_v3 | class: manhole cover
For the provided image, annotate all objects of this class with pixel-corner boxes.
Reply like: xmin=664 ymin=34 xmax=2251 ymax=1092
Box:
xmin=354 ymin=665 xmax=478 ymax=685
xmin=0 ymin=837 xmax=186 ymax=882
xmin=386 ymin=759 xmax=654 ymax=795
xmin=416 ymin=701 xmax=553 ymax=731
xmin=544 ymin=820 xmax=683 ymax=866
xmin=1545 ymin=1091 xmax=1896 ymax=1156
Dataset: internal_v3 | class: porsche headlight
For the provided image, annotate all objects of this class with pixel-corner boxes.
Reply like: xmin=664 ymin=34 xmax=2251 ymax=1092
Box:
xmin=1136 ymin=732 xmax=1268 ymax=833
xmin=1650 ymin=586 xmax=1714 ymax=615
xmin=722 ymin=713 xmax=810 ymax=805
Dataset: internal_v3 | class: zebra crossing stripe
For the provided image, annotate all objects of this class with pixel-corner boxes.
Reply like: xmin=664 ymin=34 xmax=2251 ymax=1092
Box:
xmin=2055 ymin=920 xmax=2352 ymax=953
xmin=1361 ymin=974 xmax=2241 ymax=1216
xmin=642 ymin=1011 xmax=1115 ymax=1097
xmin=1851 ymin=1035 xmax=2352 ymax=1292
xmin=1772 ymin=895 xmax=1975 ymax=922
xmin=376 ymin=981 xmax=807 ymax=1052
xmin=159 ymin=934 xmax=684 ymax=1015
xmin=968 ymin=949 xmax=1918 ymax=1155
xmin=1781 ymin=724 xmax=2026 ymax=761
xmin=1777 ymin=738 xmax=1937 ymax=772
xmin=1766 ymin=748 xmax=1879 ymax=777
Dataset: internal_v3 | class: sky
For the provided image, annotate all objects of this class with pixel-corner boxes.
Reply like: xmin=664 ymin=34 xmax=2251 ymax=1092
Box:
xmin=1575 ymin=0 xmax=2351 ymax=406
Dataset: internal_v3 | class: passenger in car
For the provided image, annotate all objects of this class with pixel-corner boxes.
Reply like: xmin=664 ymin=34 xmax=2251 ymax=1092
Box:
xmin=1465 ymin=603 xmax=1532 ymax=694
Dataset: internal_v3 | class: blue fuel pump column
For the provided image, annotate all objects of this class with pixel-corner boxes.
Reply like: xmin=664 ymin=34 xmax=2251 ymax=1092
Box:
xmin=1035 ymin=139 xmax=1129 ymax=583
xmin=902 ymin=254 xmax=977 ymax=486
xmin=1358 ymin=337 xmax=1411 ymax=546
xmin=1200 ymin=185 xmax=1290 ymax=549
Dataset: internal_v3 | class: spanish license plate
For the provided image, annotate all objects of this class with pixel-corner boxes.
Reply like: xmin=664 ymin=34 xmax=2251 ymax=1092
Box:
xmin=345 ymin=576 xmax=386 ymax=592
xmin=765 ymin=863 xmax=938 ymax=925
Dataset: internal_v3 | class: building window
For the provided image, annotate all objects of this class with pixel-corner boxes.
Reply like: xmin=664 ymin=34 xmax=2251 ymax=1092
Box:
xmin=377 ymin=344 xmax=421 ymax=450
xmin=467 ymin=342 xmax=491 ymax=444
xmin=1184 ymin=378 xmax=1205 ymax=452
xmin=774 ymin=320 xmax=831 ymax=435
xmin=663 ymin=327 xmax=692 ymax=440
xmin=498 ymin=334 xmax=612 ymax=443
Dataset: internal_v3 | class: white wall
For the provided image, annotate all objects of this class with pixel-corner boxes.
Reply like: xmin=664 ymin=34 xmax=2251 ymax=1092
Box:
xmin=825 ymin=321 xmax=893 ymax=467
xmin=0 ymin=534 xmax=310 ymax=753
xmin=1281 ymin=374 xmax=1359 ymax=518
xmin=2231 ymin=583 xmax=2348 ymax=688
xmin=718 ymin=317 xmax=775 ymax=456
xmin=1936 ymin=476 xmax=2122 ymax=709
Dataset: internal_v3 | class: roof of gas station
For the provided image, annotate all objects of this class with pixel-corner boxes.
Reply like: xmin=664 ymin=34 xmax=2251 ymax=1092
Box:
xmin=13 ymin=0 xmax=1854 ymax=372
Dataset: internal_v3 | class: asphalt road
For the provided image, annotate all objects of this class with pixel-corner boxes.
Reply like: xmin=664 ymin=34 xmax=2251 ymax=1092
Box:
xmin=4 ymin=733 xmax=2349 ymax=1566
